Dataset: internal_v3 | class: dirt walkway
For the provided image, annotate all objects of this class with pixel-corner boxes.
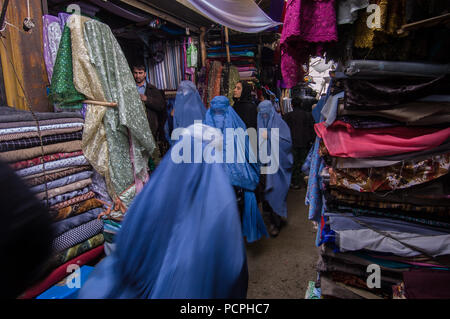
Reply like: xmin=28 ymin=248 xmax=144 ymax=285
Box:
xmin=246 ymin=188 xmax=318 ymax=299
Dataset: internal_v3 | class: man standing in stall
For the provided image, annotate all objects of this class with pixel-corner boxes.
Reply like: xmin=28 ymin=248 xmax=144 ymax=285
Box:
xmin=133 ymin=65 xmax=168 ymax=161
xmin=133 ymin=64 xmax=168 ymax=164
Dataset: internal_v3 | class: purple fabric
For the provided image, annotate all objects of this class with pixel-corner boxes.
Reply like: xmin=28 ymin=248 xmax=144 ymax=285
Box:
xmin=280 ymin=0 xmax=337 ymax=88
xmin=58 ymin=13 xmax=70 ymax=31
xmin=237 ymin=67 xmax=257 ymax=72
xmin=42 ymin=15 xmax=63 ymax=83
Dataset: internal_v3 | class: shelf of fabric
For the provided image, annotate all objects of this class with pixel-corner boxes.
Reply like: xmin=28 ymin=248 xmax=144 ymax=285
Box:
xmin=308 ymin=60 xmax=450 ymax=300
xmin=0 ymin=107 xmax=107 ymax=299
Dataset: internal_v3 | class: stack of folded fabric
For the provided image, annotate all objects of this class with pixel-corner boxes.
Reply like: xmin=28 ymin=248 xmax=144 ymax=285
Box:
xmin=306 ymin=60 xmax=450 ymax=299
xmin=0 ymin=106 xmax=106 ymax=299
xmin=207 ymin=44 xmax=258 ymax=82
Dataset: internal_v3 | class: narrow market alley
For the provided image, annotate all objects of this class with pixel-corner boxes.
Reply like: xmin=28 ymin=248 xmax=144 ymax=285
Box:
xmin=247 ymin=189 xmax=318 ymax=298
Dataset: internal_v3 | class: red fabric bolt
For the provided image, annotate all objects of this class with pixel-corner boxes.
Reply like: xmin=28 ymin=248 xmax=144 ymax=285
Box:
xmin=314 ymin=121 xmax=450 ymax=158
xmin=18 ymin=245 xmax=104 ymax=299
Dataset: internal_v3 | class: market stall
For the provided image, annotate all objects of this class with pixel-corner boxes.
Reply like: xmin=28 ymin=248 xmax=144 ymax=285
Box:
xmin=299 ymin=0 xmax=450 ymax=299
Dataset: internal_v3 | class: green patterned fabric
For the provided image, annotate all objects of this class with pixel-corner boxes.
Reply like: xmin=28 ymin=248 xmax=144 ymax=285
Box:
xmin=46 ymin=233 xmax=105 ymax=272
xmin=82 ymin=19 xmax=156 ymax=207
xmin=49 ymin=25 xmax=85 ymax=109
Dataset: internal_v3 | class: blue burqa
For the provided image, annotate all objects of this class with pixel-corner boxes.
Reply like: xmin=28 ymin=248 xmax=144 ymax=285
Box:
xmin=257 ymin=100 xmax=293 ymax=218
xmin=204 ymin=96 xmax=268 ymax=243
xmin=165 ymin=81 xmax=207 ymax=144
xmin=78 ymin=123 xmax=248 ymax=298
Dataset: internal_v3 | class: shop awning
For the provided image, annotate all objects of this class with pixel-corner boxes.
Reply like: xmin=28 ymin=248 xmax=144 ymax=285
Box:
xmin=177 ymin=0 xmax=282 ymax=33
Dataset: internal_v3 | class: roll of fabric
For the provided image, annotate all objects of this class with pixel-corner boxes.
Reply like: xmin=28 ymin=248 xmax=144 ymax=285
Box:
xmin=343 ymin=75 xmax=450 ymax=110
xmin=344 ymin=60 xmax=450 ymax=79
xmin=0 ymin=123 xmax=83 ymax=136
xmin=51 ymin=219 xmax=104 ymax=253
xmin=0 ymin=127 xmax=83 ymax=144
xmin=329 ymin=204 xmax=450 ymax=229
xmin=328 ymin=213 xmax=450 ymax=257
xmin=50 ymin=191 xmax=96 ymax=210
xmin=52 ymin=208 xmax=104 ymax=238
xmin=338 ymin=102 xmax=450 ymax=126
xmin=35 ymin=178 xmax=93 ymax=200
xmin=24 ymin=166 xmax=91 ymax=187
xmin=10 ymin=151 xmax=84 ymax=171
xmin=47 ymin=187 xmax=91 ymax=207
xmin=50 ymin=198 xmax=104 ymax=222
xmin=0 ymin=140 xmax=82 ymax=163
xmin=15 ymin=155 xmax=88 ymax=177
xmin=328 ymin=153 xmax=450 ymax=193
xmin=0 ymin=131 xmax=83 ymax=153
xmin=315 ymin=121 xmax=450 ymax=158
xmin=50 ymin=233 xmax=105 ymax=270
xmin=30 ymin=171 xmax=93 ymax=194
xmin=18 ymin=244 xmax=104 ymax=299
xmin=327 ymin=189 xmax=450 ymax=213
xmin=0 ymin=118 xmax=84 ymax=129
xmin=238 ymin=71 xmax=256 ymax=78
xmin=0 ymin=106 xmax=83 ymax=122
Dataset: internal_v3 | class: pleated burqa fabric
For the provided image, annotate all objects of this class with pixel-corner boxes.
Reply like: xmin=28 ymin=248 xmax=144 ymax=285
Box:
xmin=78 ymin=124 xmax=248 ymax=299
xmin=68 ymin=15 xmax=114 ymax=198
xmin=82 ymin=18 xmax=157 ymax=207
xmin=257 ymin=100 xmax=293 ymax=218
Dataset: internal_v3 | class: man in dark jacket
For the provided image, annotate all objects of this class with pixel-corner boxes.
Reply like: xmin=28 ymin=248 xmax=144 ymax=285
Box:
xmin=283 ymin=96 xmax=316 ymax=189
xmin=133 ymin=65 xmax=167 ymax=142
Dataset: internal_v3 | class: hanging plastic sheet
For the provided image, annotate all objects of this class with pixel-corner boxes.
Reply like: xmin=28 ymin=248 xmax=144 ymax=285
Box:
xmin=178 ymin=0 xmax=282 ymax=33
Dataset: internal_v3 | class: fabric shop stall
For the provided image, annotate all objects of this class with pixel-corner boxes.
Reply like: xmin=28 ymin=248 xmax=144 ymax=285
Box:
xmin=297 ymin=0 xmax=450 ymax=299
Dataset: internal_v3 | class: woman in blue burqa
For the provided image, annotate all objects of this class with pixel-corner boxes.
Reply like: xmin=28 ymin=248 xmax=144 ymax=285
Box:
xmin=205 ymin=95 xmax=268 ymax=243
xmin=78 ymin=123 xmax=248 ymax=298
xmin=257 ymin=100 xmax=293 ymax=237
xmin=165 ymin=80 xmax=207 ymax=145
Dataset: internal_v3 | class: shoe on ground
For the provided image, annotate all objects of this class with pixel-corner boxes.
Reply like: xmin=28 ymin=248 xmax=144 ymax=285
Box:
xmin=269 ymin=224 xmax=280 ymax=237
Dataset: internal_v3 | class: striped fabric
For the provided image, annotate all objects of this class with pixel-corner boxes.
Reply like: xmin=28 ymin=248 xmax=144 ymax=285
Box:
xmin=0 ymin=131 xmax=83 ymax=152
xmin=147 ymin=40 xmax=185 ymax=90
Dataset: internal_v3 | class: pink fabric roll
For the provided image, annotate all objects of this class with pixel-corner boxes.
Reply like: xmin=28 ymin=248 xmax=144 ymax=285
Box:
xmin=280 ymin=0 xmax=337 ymax=88
xmin=315 ymin=121 xmax=450 ymax=158
xmin=238 ymin=71 xmax=255 ymax=78
xmin=237 ymin=66 xmax=257 ymax=72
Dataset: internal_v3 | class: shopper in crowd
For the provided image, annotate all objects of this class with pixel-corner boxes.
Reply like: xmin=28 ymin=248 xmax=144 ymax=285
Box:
xmin=205 ymin=96 xmax=268 ymax=243
xmin=0 ymin=160 xmax=53 ymax=299
xmin=283 ymin=97 xmax=315 ymax=189
xmin=164 ymin=80 xmax=207 ymax=145
xmin=79 ymin=123 xmax=248 ymax=298
xmin=232 ymin=81 xmax=258 ymax=131
xmin=257 ymin=100 xmax=293 ymax=237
